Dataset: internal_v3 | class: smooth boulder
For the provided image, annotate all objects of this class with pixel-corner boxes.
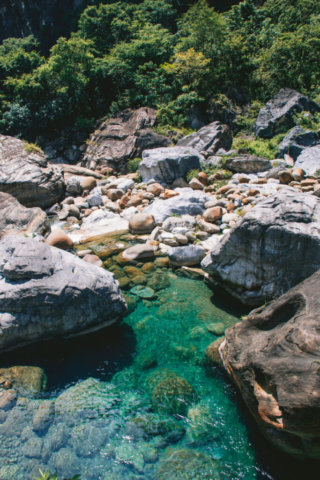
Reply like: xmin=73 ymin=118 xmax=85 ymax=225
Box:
xmin=225 ymin=155 xmax=272 ymax=173
xmin=0 ymin=192 xmax=50 ymax=238
xmin=0 ymin=135 xmax=65 ymax=209
xmin=220 ymin=271 xmax=320 ymax=459
xmin=201 ymin=191 xmax=320 ymax=305
xmin=129 ymin=213 xmax=155 ymax=235
xmin=139 ymin=147 xmax=203 ymax=183
xmin=0 ymin=235 xmax=127 ymax=353
xmin=144 ymin=190 xmax=210 ymax=223
xmin=168 ymin=245 xmax=206 ymax=267
xmin=254 ymin=88 xmax=320 ymax=138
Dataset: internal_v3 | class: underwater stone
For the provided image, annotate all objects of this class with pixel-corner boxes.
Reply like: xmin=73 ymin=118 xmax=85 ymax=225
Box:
xmin=33 ymin=400 xmax=54 ymax=433
xmin=71 ymin=423 xmax=107 ymax=457
xmin=147 ymin=273 xmax=171 ymax=291
xmin=130 ymin=286 xmax=155 ymax=299
xmin=55 ymin=447 xmax=80 ymax=478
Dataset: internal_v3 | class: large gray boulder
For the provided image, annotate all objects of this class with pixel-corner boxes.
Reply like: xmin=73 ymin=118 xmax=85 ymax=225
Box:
xmin=177 ymin=121 xmax=232 ymax=154
xmin=277 ymin=126 xmax=319 ymax=160
xmin=144 ymin=190 xmax=210 ymax=223
xmin=225 ymin=154 xmax=272 ymax=173
xmin=168 ymin=245 xmax=206 ymax=266
xmin=201 ymin=191 xmax=320 ymax=305
xmin=220 ymin=270 xmax=320 ymax=459
xmin=136 ymin=128 xmax=172 ymax=152
xmin=0 ymin=192 xmax=50 ymax=239
xmin=254 ymin=88 xmax=320 ymax=138
xmin=139 ymin=147 xmax=203 ymax=183
xmin=0 ymin=235 xmax=127 ymax=353
xmin=83 ymin=108 xmax=157 ymax=172
xmin=294 ymin=145 xmax=320 ymax=175
xmin=0 ymin=135 xmax=65 ymax=209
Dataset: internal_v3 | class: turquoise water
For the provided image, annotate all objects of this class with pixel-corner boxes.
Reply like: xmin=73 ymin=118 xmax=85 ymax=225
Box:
xmin=0 ymin=267 xmax=318 ymax=479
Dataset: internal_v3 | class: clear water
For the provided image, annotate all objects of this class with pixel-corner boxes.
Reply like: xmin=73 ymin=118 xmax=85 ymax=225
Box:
xmin=0 ymin=263 xmax=318 ymax=479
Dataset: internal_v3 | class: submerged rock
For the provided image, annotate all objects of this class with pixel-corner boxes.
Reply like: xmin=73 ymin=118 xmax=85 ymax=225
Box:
xmin=152 ymin=447 xmax=221 ymax=480
xmin=202 ymin=191 xmax=320 ymax=305
xmin=220 ymin=270 xmax=320 ymax=459
xmin=0 ymin=235 xmax=127 ymax=353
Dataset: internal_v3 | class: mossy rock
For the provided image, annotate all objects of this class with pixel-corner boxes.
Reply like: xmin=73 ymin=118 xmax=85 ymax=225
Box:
xmin=206 ymin=322 xmax=225 ymax=336
xmin=152 ymin=373 xmax=195 ymax=414
xmin=130 ymin=274 xmax=148 ymax=287
xmin=152 ymin=447 xmax=221 ymax=480
xmin=128 ymin=413 xmax=185 ymax=444
xmin=123 ymin=293 xmax=137 ymax=313
xmin=147 ymin=273 xmax=171 ymax=292
xmin=141 ymin=262 xmax=156 ymax=274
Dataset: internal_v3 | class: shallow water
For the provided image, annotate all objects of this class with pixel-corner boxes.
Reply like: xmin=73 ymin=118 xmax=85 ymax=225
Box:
xmin=0 ymin=273 xmax=318 ymax=480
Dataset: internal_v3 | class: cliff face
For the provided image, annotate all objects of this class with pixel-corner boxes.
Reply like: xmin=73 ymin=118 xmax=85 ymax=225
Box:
xmin=0 ymin=0 xmax=93 ymax=52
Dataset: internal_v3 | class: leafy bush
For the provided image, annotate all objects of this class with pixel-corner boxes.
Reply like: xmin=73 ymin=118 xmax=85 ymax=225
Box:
xmin=233 ymin=134 xmax=286 ymax=160
xmin=127 ymin=158 xmax=142 ymax=173
xmin=35 ymin=470 xmax=81 ymax=480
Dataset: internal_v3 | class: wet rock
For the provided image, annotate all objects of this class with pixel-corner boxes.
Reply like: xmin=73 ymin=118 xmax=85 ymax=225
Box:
xmin=254 ymin=88 xmax=320 ymax=138
xmin=0 ymin=235 xmax=127 ymax=353
xmin=177 ymin=121 xmax=232 ymax=153
xmin=46 ymin=423 xmax=69 ymax=452
xmin=122 ymin=244 xmax=155 ymax=262
xmin=130 ymin=286 xmax=155 ymax=299
xmin=71 ymin=423 xmax=107 ymax=457
xmin=147 ymin=273 xmax=170 ymax=291
xmin=55 ymin=378 xmax=119 ymax=422
xmin=128 ymin=413 xmax=185 ymax=444
xmin=139 ymin=147 xmax=203 ymax=183
xmin=0 ymin=366 xmax=46 ymax=394
xmin=205 ymin=338 xmax=224 ymax=365
xmin=201 ymin=191 xmax=320 ymax=305
xmin=220 ymin=270 xmax=320 ymax=459
xmin=225 ymin=155 xmax=272 ymax=173
xmin=45 ymin=228 xmax=73 ymax=250
xmin=115 ymin=444 xmax=145 ymax=473
xmin=152 ymin=447 xmax=221 ymax=480
xmin=0 ymin=389 xmax=17 ymax=411
xmin=123 ymin=294 xmax=137 ymax=313
xmin=83 ymin=108 xmax=156 ymax=171
xmin=0 ymin=135 xmax=65 ymax=209
xmin=55 ymin=447 xmax=80 ymax=478
xmin=206 ymin=322 xmax=225 ymax=336
xmin=33 ymin=400 xmax=54 ymax=432
xmin=151 ymin=371 xmax=194 ymax=414
xmin=129 ymin=213 xmax=155 ymax=235
xmin=0 ymin=192 xmax=50 ymax=239
xmin=22 ymin=436 xmax=43 ymax=458
xmin=141 ymin=262 xmax=156 ymax=274
xmin=130 ymin=275 xmax=148 ymax=287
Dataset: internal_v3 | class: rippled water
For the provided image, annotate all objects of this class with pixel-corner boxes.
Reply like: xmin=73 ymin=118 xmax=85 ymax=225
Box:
xmin=0 ymin=267 xmax=318 ymax=479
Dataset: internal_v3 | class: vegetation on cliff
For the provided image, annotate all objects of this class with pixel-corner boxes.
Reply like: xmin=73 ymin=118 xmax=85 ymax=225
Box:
xmin=0 ymin=0 xmax=319 ymax=139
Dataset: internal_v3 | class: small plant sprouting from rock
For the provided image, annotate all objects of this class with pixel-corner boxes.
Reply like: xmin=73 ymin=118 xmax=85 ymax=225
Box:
xmin=127 ymin=158 xmax=141 ymax=173
xmin=186 ymin=169 xmax=200 ymax=183
xmin=24 ymin=142 xmax=44 ymax=156
xmin=34 ymin=470 xmax=81 ymax=480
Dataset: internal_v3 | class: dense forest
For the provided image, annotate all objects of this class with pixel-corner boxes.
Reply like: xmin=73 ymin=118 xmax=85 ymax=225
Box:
xmin=0 ymin=0 xmax=319 ymax=140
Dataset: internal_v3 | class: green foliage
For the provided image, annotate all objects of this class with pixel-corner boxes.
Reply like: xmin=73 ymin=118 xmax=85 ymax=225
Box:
xmin=1 ymin=0 xmax=320 ymax=139
xmin=185 ymin=169 xmax=200 ymax=183
xmin=34 ymin=469 xmax=81 ymax=480
xmin=127 ymin=158 xmax=142 ymax=173
xmin=294 ymin=112 xmax=320 ymax=132
xmin=24 ymin=141 xmax=44 ymax=155
xmin=233 ymin=133 xmax=286 ymax=160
